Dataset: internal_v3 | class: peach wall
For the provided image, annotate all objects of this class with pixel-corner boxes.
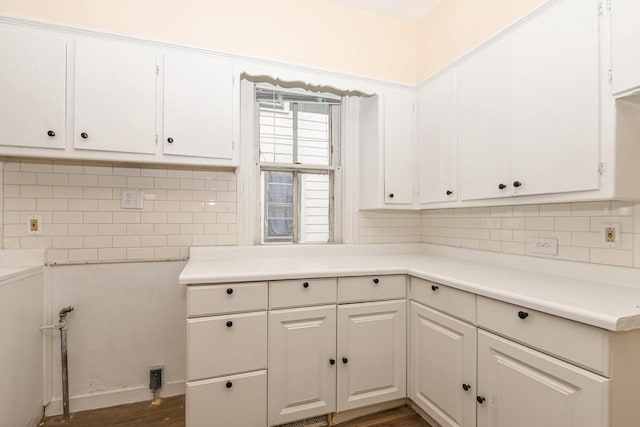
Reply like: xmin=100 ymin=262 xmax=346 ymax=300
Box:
xmin=0 ymin=0 xmax=417 ymax=84
xmin=417 ymin=0 xmax=547 ymax=82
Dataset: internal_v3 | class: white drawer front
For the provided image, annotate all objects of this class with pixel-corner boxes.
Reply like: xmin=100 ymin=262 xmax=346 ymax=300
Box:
xmin=187 ymin=311 xmax=267 ymax=381
xmin=338 ymin=275 xmax=406 ymax=303
xmin=477 ymin=296 xmax=609 ymax=376
xmin=410 ymin=277 xmax=476 ymax=324
xmin=187 ymin=370 xmax=267 ymax=427
xmin=187 ymin=282 xmax=267 ymax=317
xmin=269 ymin=278 xmax=337 ymax=309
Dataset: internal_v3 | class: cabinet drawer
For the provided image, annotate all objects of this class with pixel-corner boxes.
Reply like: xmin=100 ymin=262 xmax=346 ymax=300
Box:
xmin=338 ymin=275 xmax=406 ymax=303
xmin=410 ymin=277 xmax=476 ymax=324
xmin=187 ymin=370 xmax=266 ymax=427
xmin=269 ymin=278 xmax=337 ymax=309
xmin=187 ymin=311 xmax=267 ymax=381
xmin=187 ymin=282 xmax=267 ymax=317
xmin=477 ymin=296 xmax=609 ymax=375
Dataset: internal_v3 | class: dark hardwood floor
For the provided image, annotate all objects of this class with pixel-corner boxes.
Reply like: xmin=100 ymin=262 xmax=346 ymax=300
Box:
xmin=42 ymin=396 xmax=431 ymax=427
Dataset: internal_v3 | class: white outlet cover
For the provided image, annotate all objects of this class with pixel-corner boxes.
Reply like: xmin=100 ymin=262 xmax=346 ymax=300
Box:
xmin=601 ymin=223 xmax=621 ymax=248
xmin=27 ymin=215 xmax=42 ymax=235
xmin=531 ymin=238 xmax=558 ymax=255
xmin=121 ymin=190 xmax=144 ymax=210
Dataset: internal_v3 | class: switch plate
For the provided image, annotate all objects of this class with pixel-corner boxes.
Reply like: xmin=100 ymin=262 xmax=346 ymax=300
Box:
xmin=601 ymin=223 xmax=620 ymax=248
xmin=27 ymin=215 xmax=42 ymax=235
xmin=121 ymin=190 xmax=144 ymax=209
xmin=531 ymin=238 xmax=558 ymax=255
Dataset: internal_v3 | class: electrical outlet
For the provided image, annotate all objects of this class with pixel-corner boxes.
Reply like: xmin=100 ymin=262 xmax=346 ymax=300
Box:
xmin=601 ymin=223 xmax=621 ymax=248
xmin=121 ymin=190 xmax=144 ymax=209
xmin=27 ymin=215 xmax=42 ymax=235
xmin=149 ymin=366 xmax=163 ymax=390
xmin=531 ymin=238 xmax=558 ymax=255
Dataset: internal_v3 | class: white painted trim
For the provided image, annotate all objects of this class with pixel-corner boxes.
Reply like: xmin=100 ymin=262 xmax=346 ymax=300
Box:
xmin=237 ymin=79 xmax=258 ymax=246
xmin=342 ymin=97 xmax=361 ymax=243
xmin=44 ymin=380 xmax=185 ymax=416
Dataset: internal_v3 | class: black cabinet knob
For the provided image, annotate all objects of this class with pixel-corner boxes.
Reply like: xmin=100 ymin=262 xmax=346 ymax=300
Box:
xmin=342 ymin=357 xmax=349 ymax=364
xmin=80 ymin=132 xmax=88 ymax=139
xmin=498 ymin=183 xmax=507 ymax=190
xmin=225 ymin=381 xmax=233 ymax=389
xmin=462 ymin=384 xmax=471 ymax=391
xmin=47 ymin=130 xmax=56 ymax=137
xmin=518 ymin=311 xmax=529 ymax=319
xmin=431 ymin=285 xmax=439 ymax=291
xmin=373 ymin=278 xmax=380 ymax=284
xmin=446 ymin=190 xmax=453 ymax=195
xmin=477 ymin=396 xmax=485 ymax=404
xmin=226 ymin=321 xmax=233 ymax=328
xmin=329 ymin=358 xmax=336 ymax=365
xmin=226 ymin=288 xmax=233 ymax=295
xmin=513 ymin=181 xmax=522 ymax=188
xmin=388 ymin=193 xmax=394 ymax=198
xmin=167 ymin=137 xmax=174 ymax=143
xmin=303 ymin=282 xmax=309 ymax=288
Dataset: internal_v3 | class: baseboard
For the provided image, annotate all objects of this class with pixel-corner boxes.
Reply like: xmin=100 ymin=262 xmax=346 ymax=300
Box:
xmin=44 ymin=380 xmax=185 ymax=416
xmin=330 ymin=398 xmax=407 ymax=425
xmin=407 ymin=400 xmax=441 ymax=427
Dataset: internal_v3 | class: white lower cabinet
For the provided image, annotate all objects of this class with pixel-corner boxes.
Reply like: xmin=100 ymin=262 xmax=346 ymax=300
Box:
xmin=268 ymin=305 xmax=337 ymax=426
xmin=187 ymin=370 xmax=267 ymax=427
xmin=337 ymin=299 xmax=407 ymax=411
xmin=409 ymin=301 xmax=476 ymax=427
xmin=476 ymin=331 xmax=609 ymax=427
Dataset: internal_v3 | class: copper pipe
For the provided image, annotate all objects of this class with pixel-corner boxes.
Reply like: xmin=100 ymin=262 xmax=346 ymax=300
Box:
xmin=59 ymin=306 xmax=74 ymax=421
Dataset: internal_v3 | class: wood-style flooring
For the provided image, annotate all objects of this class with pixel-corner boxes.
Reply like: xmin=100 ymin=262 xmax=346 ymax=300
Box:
xmin=42 ymin=396 xmax=432 ymax=427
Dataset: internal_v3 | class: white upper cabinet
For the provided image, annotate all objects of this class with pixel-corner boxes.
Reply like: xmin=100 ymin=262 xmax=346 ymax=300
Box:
xmin=384 ymin=88 xmax=416 ymax=205
xmin=163 ymin=52 xmax=235 ymax=160
xmin=611 ymin=0 xmax=640 ymax=95
xmin=510 ymin=0 xmax=600 ymax=197
xmin=0 ymin=30 xmax=66 ymax=150
xmin=458 ymin=36 xmax=512 ymax=201
xmin=74 ymin=39 xmax=158 ymax=154
xmin=417 ymin=70 xmax=458 ymax=204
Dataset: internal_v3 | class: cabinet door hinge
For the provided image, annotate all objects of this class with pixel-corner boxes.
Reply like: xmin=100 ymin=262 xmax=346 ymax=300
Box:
xmin=607 ymin=0 xmax=611 ymax=11
xmin=598 ymin=0 xmax=603 ymax=14
xmin=598 ymin=162 xmax=605 ymax=175
xmin=155 ymin=134 xmax=159 ymax=144
xmin=608 ymin=68 xmax=613 ymax=83
xmin=156 ymin=65 xmax=160 ymax=75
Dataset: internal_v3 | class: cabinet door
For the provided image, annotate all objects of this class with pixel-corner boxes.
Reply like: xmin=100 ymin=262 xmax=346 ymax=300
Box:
xmin=477 ymin=331 xmax=609 ymax=427
xmin=74 ymin=39 xmax=157 ymax=154
xmin=384 ymin=88 xmax=415 ymax=205
xmin=0 ymin=30 xmax=65 ymax=149
xmin=337 ymin=300 xmax=406 ymax=411
xmin=163 ymin=52 xmax=235 ymax=159
xmin=268 ymin=305 xmax=336 ymax=426
xmin=611 ymin=0 xmax=640 ymax=95
xmin=510 ymin=0 xmax=600 ymax=197
xmin=458 ymin=36 xmax=512 ymax=201
xmin=409 ymin=302 xmax=476 ymax=427
xmin=418 ymin=71 xmax=458 ymax=204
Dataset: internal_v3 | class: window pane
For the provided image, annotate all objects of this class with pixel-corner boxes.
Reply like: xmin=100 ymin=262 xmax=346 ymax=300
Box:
xmin=263 ymin=171 xmax=293 ymax=243
xmin=297 ymin=104 xmax=331 ymax=166
xmin=259 ymin=101 xmax=294 ymax=164
xmin=298 ymin=173 xmax=330 ymax=244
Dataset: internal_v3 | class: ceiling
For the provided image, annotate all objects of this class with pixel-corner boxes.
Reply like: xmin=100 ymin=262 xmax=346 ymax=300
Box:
xmin=332 ymin=0 xmax=440 ymax=21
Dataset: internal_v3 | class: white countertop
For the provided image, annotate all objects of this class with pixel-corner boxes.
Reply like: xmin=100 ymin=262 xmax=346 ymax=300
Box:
xmin=0 ymin=250 xmax=45 ymax=285
xmin=180 ymin=244 xmax=640 ymax=332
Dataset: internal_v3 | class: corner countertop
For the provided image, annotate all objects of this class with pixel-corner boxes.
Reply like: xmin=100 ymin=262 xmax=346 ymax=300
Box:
xmin=179 ymin=244 xmax=640 ymax=332
xmin=0 ymin=249 xmax=45 ymax=285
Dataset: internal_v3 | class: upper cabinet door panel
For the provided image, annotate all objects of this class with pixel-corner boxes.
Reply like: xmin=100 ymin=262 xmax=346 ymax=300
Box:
xmin=0 ymin=30 xmax=66 ymax=150
xmin=163 ymin=52 xmax=234 ymax=159
xmin=74 ymin=39 xmax=157 ymax=154
xmin=384 ymin=88 xmax=415 ymax=205
xmin=458 ymin=36 xmax=512 ymax=201
xmin=611 ymin=0 xmax=640 ymax=95
xmin=510 ymin=0 xmax=600 ymax=197
xmin=418 ymin=71 xmax=458 ymax=204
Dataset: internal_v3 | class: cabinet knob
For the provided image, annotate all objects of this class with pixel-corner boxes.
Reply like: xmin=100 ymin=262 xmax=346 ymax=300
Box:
xmin=431 ymin=285 xmax=439 ymax=291
xmin=373 ymin=278 xmax=380 ymax=284
xmin=342 ymin=357 xmax=349 ymax=364
xmin=518 ymin=311 xmax=529 ymax=320
xmin=226 ymin=288 xmax=233 ymax=295
xmin=80 ymin=132 xmax=88 ymax=139
xmin=167 ymin=137 xmax=174 ymax=144
xmin=513 ymin=181 xmax=522 ymax=188
xmin=388 ymin=193 xmax=394 ymax=198
xmin=225 ymin=381 xmax=233 ymax=389
xmin=498 ymin=183 xmax=507 ymax=190
xmin=226 ymin=321 xmax=233 ymax=328
xmin=462 ymin=384 xmax=471 ymax=391
xmin=476 ymin=396 xmax=486 ymax=404
xmin=303 ymin=282 xmax=309 ymax=288
xmin=47 ymin=130 xmax=56 ymax=137
xmin=446 ymin=190 xmax=453 ymax=196
xmin=329 ymin=358 xmax=336 ymax=365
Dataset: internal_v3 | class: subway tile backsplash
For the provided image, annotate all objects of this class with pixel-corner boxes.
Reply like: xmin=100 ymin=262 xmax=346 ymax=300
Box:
xmin=1 ymin=158 xmax=236 ymax=263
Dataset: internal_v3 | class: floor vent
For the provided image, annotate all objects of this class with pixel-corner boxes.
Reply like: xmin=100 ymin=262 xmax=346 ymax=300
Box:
xmin=276 ymin=415 xmax=329 ymax=427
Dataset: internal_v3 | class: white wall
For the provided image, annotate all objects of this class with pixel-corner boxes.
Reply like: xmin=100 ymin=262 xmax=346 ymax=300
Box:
xmin=43 ymin=261 xmax=186 ymax=415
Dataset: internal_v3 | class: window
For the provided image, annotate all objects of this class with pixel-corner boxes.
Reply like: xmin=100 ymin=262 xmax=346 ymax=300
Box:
xmin=257 ymin=85 xmax=341 ymax=244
